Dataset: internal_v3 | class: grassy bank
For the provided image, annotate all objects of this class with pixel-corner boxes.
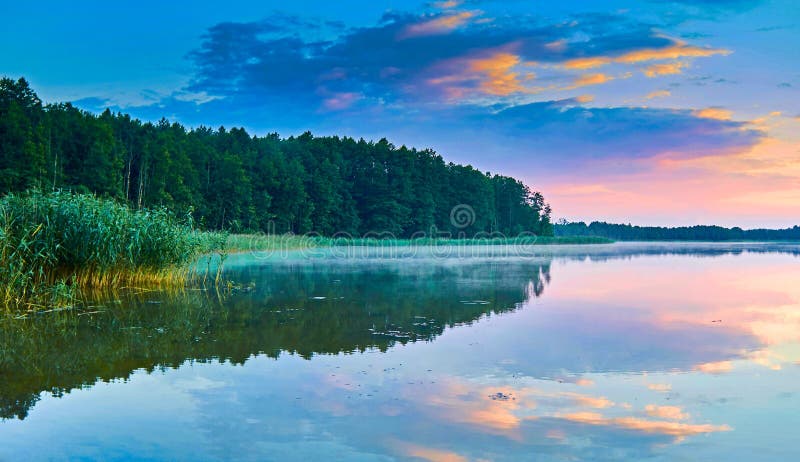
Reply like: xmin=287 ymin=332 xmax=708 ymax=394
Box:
xmin=224 ymin=233 xmax=612 ymax=252
xmin=0 ymin=191 xmax=609 ymax=312
xmin=0 ymin=191 xmax=225 ymax=311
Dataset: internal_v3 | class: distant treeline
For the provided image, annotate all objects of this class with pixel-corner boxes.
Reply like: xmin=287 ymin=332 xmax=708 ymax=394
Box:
xmin=555 ymin=221 xmax=800 ymax=241
xmin=0 ymin=77 xmax=552 ymax=237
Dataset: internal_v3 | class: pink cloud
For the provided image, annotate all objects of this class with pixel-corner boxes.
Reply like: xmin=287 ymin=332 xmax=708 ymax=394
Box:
xmin=400 ymin=11 xmax=476 ymax=39
xmin=320 ymin=91 xmax=362 ymax=111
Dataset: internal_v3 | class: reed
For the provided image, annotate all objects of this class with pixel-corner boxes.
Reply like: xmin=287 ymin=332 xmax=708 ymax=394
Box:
xmin=0 ymin=190 xmax=226 ymax=311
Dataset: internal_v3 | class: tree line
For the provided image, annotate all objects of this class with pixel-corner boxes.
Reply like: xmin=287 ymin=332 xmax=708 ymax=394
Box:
xmin=0 ymin=77 xmax=552 ymax=237
xmin=555 ymin=221 xmax=800 ymax=241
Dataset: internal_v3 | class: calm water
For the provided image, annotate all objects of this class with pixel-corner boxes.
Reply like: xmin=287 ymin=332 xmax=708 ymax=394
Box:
xmin=1 ymin=243 xmax=799 ymax=461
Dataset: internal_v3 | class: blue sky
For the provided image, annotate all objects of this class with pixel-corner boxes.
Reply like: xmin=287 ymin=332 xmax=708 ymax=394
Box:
xmin=2 ymin=0 xmax=798 ymax=226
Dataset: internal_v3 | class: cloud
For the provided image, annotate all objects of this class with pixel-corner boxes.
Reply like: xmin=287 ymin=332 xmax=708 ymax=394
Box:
xmin=446 ymin=102 xmax=764 ymax=169
xmin=563 ymin=43 xmax=729 ymax=70
xmin=645 ymin=89 xmax=671 ymax=99
xmin=643 ymin=61 xmax=688 ymax=77
xmin=394 ymin=442 xmax=467 ymax=462
xmin=468 ymin=52 xmax=530 ymax=95
xmin=694 ymin=107 xmax=733 ymax=120
xmin=647 ymin=383 xmax=672 ymax=392
xmin=567 ymin=73 xmax=613 ymax=89
xmin=409 ymin=377 xmax=732 ymax=445
xmin=400 ymin=11 xmax=477 ymax=38
xmin=563 ymin=57 xmax=613 ymax=70
xmin=645 ymin=405 xmax=690 ymax=420
xmin=571 ymin=395 xmax=615 ymax=409
xmin=616 ymin=43 xmax=730 ymax=64
xmin=557 ymin=411 xmax=731 ymax=439
xmin=694 ymin=360 xmax=733 ymax=374
xmin=177 ymin=9 xmax=733 ymax=111
xmin=70 ymin=6 xmax=776 ymax=230
xmin=320 ymin=91 xmax=362 ymax=111
xmin=426 ymin=49 xmax=537 ymax=99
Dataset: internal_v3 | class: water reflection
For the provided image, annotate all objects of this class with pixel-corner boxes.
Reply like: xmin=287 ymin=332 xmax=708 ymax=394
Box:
xmin=1 ymin=243 xmax=798 ymax=461
xmin=0 ymin=258 xmax=551 ymax=420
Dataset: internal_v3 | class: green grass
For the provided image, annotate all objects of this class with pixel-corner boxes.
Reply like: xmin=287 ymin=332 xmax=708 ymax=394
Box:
xmin=224 ymin=233 xmax=612 ymax=252
xmin=315 ymin=236 xmax=613 ymax=246
xmin=0 ymin=190 xmax=226 ymax=311
xmin=225 ymin=233 xmax=315 ymax=252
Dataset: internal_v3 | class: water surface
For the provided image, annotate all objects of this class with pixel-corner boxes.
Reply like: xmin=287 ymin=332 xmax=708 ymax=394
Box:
xmin=1 ymin=243 xmax=799 ymax=461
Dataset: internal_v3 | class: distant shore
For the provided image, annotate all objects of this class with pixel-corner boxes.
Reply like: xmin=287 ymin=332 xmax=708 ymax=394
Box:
xmin=223 ymin=234 xmax=614 ymax=253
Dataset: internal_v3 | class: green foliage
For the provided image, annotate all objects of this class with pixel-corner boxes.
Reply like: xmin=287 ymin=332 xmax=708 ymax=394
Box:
xmin=0 ymin=190 xmax=223 ymax=310
xmin=0 ymin=77 xmax=553 ymax=237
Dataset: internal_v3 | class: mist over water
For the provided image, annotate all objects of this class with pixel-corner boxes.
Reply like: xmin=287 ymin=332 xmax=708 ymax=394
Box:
xmin=1 ymin=243 xmax=798 ymax=461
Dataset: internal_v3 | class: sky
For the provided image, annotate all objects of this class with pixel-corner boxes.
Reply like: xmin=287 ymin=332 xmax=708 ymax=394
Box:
xmin=1 ymin=0 xmax=798 ymax=227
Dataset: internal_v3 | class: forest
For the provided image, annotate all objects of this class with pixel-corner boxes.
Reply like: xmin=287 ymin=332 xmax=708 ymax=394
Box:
xmin=555 ymin=221 xmax=800 ymax=241
xmin=0 ymin=77 xmax=553 ymax=237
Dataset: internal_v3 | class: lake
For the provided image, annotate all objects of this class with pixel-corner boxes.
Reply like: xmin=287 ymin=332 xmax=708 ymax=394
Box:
xmin=1 ymin=243 xmax=799 ymax=461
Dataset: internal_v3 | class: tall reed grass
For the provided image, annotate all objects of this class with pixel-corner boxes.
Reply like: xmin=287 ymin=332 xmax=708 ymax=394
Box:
xmin=0 ymin=190 xmax=225 ymax=311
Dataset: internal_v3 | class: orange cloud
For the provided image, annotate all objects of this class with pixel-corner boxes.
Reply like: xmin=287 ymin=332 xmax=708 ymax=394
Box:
xmin=403 ymin=11 xmax=475 ymax=38
xmin=694 ymin=361 xmax=733 ymax=374
xmin=427 ymin=51 xmax=542 ymax=98
xmin=617 ymin=44 xmax=730 ymax=64
xmin=559 ymin=412 xmax=731 ymax=438
xmin=567 ymin=73 xmax=612 ymax=89
xmin=613 ymin=417 xmax=731 ymax=437
xmin=575 ymin=94 xmax=595 ymax=103
xmin=562 ymin=43 xmax=729 ymax=70
xmin=645 ymin=405 xmax=690 ymax=421
xmin=415 ymin=382 xmax=531 ymax=433
xmin=643 ymin=61 xmax=687 ymax=77
xmin=469 ymin=52 xmax=527 ymax=95
xmin=751 ymin=111 xmax=785 ymax=127
xmin=410 ymin=380 xmax=631 ymax=437
xmin=395 ymin=442 xmax=467 ymax=462
xmin=647 ymin=383 xmax=672 ymax=392
xmin=749 ymin=349 xmax=785 ymax=371
xmin=573 ymin=395 xmax=614 ymax=409
xmin=563 ymin=56 xmax=612 ymax=70
xmin=394 ymin=375 xmax=735 ymax=448
xmin=645 ymin=89 xmax=671 ymax=99
xmin=694 ymin=107 xmax=733 ymax=120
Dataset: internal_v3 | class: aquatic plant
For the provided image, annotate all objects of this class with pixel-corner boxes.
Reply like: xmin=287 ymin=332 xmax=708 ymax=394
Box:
xmin=0 ymin=190 xmax=225 ymax=311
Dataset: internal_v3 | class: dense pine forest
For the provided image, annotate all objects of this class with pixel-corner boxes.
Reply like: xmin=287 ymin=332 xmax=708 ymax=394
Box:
xmin=555 ymin=221 xmax=800 ymax=241
xmin=0 ymin=77 xmax=552 ymax=237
